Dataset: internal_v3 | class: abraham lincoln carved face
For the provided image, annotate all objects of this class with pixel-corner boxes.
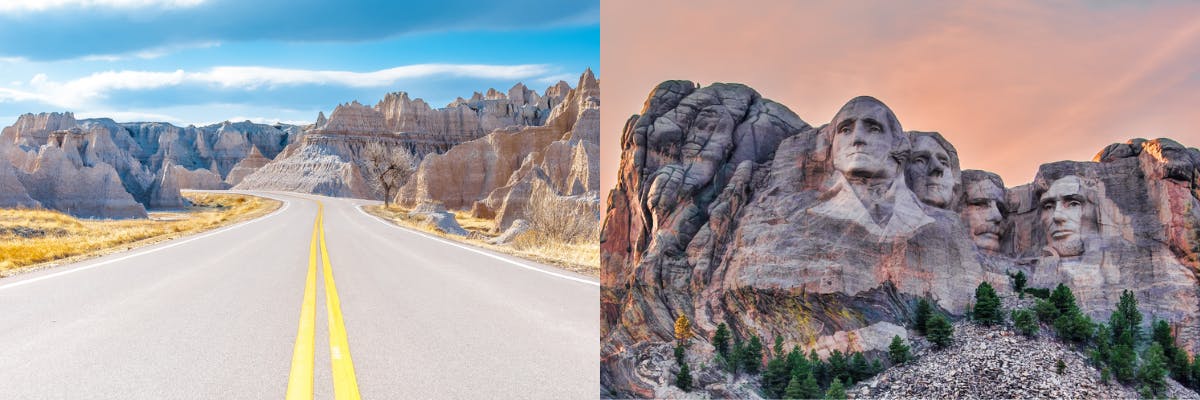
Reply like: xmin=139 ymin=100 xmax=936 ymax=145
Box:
xmin=1039 ymin=175 xmax=1091 ymax=257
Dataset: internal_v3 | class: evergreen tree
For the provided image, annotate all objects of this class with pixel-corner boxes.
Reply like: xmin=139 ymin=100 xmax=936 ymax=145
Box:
xmin=787 ymin=345 xmax=810 ymax=379
xmin=809 ymin=350 xmax=829 ymax=388
xmin=1049 ymin=283 xmax=1077 ymax=316
xmin=849 ymin=352 xmax=871 ymax=382
xmin=1011 ymin=270 xmax=1027 ymax=298
xmin=744 ymin=335 xmax=764 ymax=374
xmin=1140 ymin=343 xmax=1168 ymax=397
xmin=1033 ymin=298 xmax=1060 ymax=324
xmin=764 ymin=352 xmax=791 ymax=398
xmin=871 ymin=359 xmax=883 ymax=375
xmin=713 ymin=323 xmax=731 ymax=357
xmin=914 ymin=298 xmax=933 ymax=336
xmin=973 ymin=281 xmax=1003 ymax=326
xmin=1055 ymin=359 xmax=1066 ymax=374
xmin=674 ymin=344 xmax=685 ymax=366
xmin=784 ymin=373 xmax=805 ymax=400
xmin=888 ymin=335 xmax=910 ymax=364
xmin=1012 ymin=309 xmax=1038 ymax=337
xmin=1110 ymin=289 xmax=1141 ymax=347
xmin=798 ymin=370 xmax=822 ymax=400
xmin=1171 ymin=349 xmax=1192 ymax=387
xmin=1053 ymin=308 xmax=1093 ymax=345
xmin=674 ymin=312 xmax=693 ymax=345
xmin=728 ymin=341 xmax=746 ymax=374
xmin=676 ymin=362 xmax=693 ymax=392
xmin=824 ymin=378 xmax=846 ymax=400
xmin=1190 ymin=357 xmax=1200 ymax=392
xmin=1091 ymin=324 xmax=1112 ymax=367
xmin=927 ymin=314 xmax=954 ymax=348
xmin=1110 ymin=343 xmax=1137 ymax=383
xmin=774 ymin=336 xmax=786 ymax=358
xmin=827 ymin=350 xmax=849 ymax=385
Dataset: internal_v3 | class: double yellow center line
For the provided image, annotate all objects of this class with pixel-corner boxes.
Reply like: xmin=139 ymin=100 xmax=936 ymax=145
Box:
xmin=287 ymin=203 xmax=361 ymax=400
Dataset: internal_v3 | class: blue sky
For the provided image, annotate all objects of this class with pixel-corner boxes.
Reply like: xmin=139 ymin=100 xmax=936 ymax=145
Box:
xmin=0 ymin=0 xmax=598 ymax=126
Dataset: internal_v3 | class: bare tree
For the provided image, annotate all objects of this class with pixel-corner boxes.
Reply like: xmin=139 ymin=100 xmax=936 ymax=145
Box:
xmin=362 ymin=143 xmax=417 ymax=208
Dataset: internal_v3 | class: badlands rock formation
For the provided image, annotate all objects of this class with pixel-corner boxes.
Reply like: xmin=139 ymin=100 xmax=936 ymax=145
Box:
xmin=396 ymin=69 xmax=600 ymax=231
xmin=600 ymin=81 xmax=1200 ymax=397
xmin=0 ymin=112 xmax=300 ymax=218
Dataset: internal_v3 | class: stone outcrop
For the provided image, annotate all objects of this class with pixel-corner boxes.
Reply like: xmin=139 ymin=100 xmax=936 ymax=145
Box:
xmin=396 ymin=69 xmax=601 ymax=232
xmin=600 ymin=80 xmax=1200 ymax=397
xmin=0 ymin=112 xmax=299 ymax=218
xmin=223 ymin=146 xmax=270 ymax=186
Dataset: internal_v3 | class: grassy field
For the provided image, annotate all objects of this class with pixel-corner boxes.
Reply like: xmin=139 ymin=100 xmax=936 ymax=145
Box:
xmin=363 ymin=205 xmax=600 ymax=277
xmin=0 ymin=192 xmax=281 ymax=275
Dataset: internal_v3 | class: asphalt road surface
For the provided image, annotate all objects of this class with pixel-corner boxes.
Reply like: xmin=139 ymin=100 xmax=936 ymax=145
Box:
xmin=0 ymin=191 xmax=600 ymax=399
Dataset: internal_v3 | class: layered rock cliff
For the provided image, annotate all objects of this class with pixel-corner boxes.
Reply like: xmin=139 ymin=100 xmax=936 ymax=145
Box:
xmin=599 ymin=81 xmax=1200 ymax=397
xmin=396 ymin=69 xmax=600 ymax=231
xmin=0 ymin=112 xmax=300 ymax=218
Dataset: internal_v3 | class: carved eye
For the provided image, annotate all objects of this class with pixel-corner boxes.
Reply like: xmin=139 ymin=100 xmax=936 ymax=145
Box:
xmin=1067 ymin=200 xmax=1082 ymax=208
xmin=1042 ymin=202 xmax=1054 ymax=211
xmin=869 ymin=124 xmax=882 ymax=133
xmin=838 ymin=125 xmax=851 ymax=135
xmin=913 ymin=156 xmax=927 ymax=165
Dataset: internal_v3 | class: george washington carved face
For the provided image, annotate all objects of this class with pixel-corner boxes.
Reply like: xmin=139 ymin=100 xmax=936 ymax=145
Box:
xmin=830 ymin=97 xmax=905 ymax=181
xmin=1039 ymin=175 xmax=1091 ymax=257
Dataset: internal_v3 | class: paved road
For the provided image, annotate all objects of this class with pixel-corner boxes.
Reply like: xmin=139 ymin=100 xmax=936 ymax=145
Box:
xmin=0 ymin=191 xmax=599 ymax=399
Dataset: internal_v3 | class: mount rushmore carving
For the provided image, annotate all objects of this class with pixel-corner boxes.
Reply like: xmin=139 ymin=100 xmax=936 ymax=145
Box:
xmin=600 ymin=81 xmax=1200 ymax=397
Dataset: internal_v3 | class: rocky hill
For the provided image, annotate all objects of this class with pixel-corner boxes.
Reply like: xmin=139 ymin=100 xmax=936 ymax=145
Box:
xmin=236 ymin=75 xmax=578 ymax=200
xmin=395 ymin=69 xmax=600 ymax=231
xmin=0 ymin=112 xmax=301 ymax=218
xmin=599 ymin=81 xmax=1200 ymax=397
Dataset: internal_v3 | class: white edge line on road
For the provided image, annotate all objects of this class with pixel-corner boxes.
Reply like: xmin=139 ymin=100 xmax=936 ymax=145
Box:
xmin=0 ymin=197 xmax=293 ymax=292
xmin=355 ymin=205 xmax=600 ymax=287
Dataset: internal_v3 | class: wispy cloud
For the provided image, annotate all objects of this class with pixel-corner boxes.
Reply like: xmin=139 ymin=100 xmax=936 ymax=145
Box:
xmin=0 ymin=63 xmax=554 ymax=109
xmin=0 ymin=0 xmax=205 ymax=13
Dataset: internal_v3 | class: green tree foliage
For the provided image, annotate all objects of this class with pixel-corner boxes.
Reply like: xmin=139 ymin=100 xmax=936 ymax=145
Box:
xmin=871 ymin=359 xmax=883 ymax=375
xmin=927 ymin=314 xmax=954 ymax=348
xmin=744 ymin=335 xmax=764 ymax=374
xmin=1024 ymin=287 xmax=1051 ymax=299
xmin=1110 ymin=343 xmax=1137 ymax=384
xmin=1011 ymin=271 xmax=1028 ymax=298
xmin=1151 ymin=319 xmax=1192 ymax=387
xmin=764 ymin=356 xmax=791 ymax=398
xmin=809 ymin=350 xmax=829 ymax=388
xmin=1033 ymin=298 xmax=1060 ymax=324
xmin=1053 ymin=309 xmax=1094 ymax=345
xmin=786 ymin=370 xmax=822 ymax=400
xmin=973 ymin=281 xmax=1003 ymax=326
xmin=1049 ymin=283 xmax=1077 ymax=316
xmin=1056 ymin=359 xmax=1066 ymax=374
xmin=1139 ymin=343 xmax=1168 ymax=397
xmin=713 ymin=323 xmax=731 ymax=358
xmin=674 ymin=344 xmax=685 ymax=366
xmin=849 ymin=352 xmax=871 ymax=383
xmin=787 ymin=345 xmax=810 ymax=379
xmin=888 ymin=335 xmax=910 ymax=364
xmin=1012 ymin=309 xmax=1038 ymax=337
xmin=784 ymin=373 xmax=805 ymax=400
xmin=1109 ymin=290 xmax=1141 ymax=347
xmin=914 ymin=298 xmax=933 ymax=336
xmin=774 ymin=336 xmax=786 ymax=358
xmin=1190 ymin=358 xmax=1200 ymax=392
xmin=824 ymin=378 xmax=847 ymax=400
xmin=676 ymin=362 xmax=693 ymax=391
xmin=827 ymin=350 xmax=849 ymax=385
xmin=728 ymin=341 xmax=746 ymax=374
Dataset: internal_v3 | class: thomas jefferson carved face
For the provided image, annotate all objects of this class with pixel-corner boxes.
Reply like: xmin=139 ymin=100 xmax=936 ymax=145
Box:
xmin=962 ymin=177 xmax=1006 ymax=253
xmin=907 ymin=135 xmax=957 ymax=208
xmin=831 ymin=98 xmax=903 ymax=180
xmin=1039 ymin=176 xmax=1089 ymax=257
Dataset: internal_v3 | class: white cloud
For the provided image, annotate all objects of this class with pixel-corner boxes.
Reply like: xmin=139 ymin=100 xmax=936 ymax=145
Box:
xmin=534 ymin=73 xmax=579 ymax=86
xmin=0 ymin=0 xmax=206 ymax=13
xmin=0 ymin=63 xmax=555 ymax=109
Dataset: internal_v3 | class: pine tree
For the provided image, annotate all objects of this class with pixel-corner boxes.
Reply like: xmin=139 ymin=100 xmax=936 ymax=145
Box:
xmin=764 ymin=355 xmax=791 ymax=399
xmin=728 ymin=341 xmax=745 ymax=374
xmin=1140 ymin=343 xmax=1168 ymax=397
xmin=1011 ymin=270 xmax=1028 ymax=298
xmin=798 ymin=370 xmax=822 ymax=400
xmin=809 ymin=350 xmax=829 ymax=388
xmin=1012 ymin=309 xmax=1038 ymax=337
xmin=674 ymin=344 xmax=685 ymax=366
xmin=1056 ymin=359 xmax=1066 ymax=374
xmin=827 ymin=350 xmax=849 ymax=384
xmin=1190 ymin=357 xmax=1200 ymax=391
xmin=1110 ymin=343 xmax=1137 ymax=383
xmin=914 ymin=298 xmax=933 ymax=336
xmin=713 ymin=323 xmax=731 ymax=357
xmin=1053 ymin=308 xmax=1093 ymax=345
xmin=871 ymin=359 xmax=883 ymax=375
xmin=1049 ymin=283 xmax=1077 ymax=316
xmin=1110 ymin=290 xmax=1141 ymax=347
xmin=676 ymin=362 xmax=693 ymax=392
xmin=849 ymin=352 xmax=871 ymax=382
xmin=825 ymin=378 xmax=846 ymax=400
xmin=774 ymin=336 xmax=786 ymax=358
xmin=784 ymin=373 xmax=805 ymax=400
xmin=1092 ymin=324 xmax=1112 ymax=367
xmin=973 ymin=281 xmax=1003 ymax=326
xmin=888 ymin=335 xmax=910 ymax=364
xmin=744 ymin=335 xmax=764 ymax=374
xmin=674 ymin=312 xmax=693 ymax=345
xmin=787 ymin=345 xmax=809 ymax=379
xmin=1033 ymin=298 xmax=1060 ymax=324
xmin=927 ymin=314 xmax=954 ymax=348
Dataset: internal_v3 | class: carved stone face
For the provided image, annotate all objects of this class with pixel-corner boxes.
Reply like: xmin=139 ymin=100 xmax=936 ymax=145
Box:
xmin=831 ymin=101 xmax=898 ymax=180
xmin=963 ymin=178 xmax=1006 ymax=253
xmin=1039 ymin=176 xmax=1088 ymax=257
xmin=907 ymin=135 xmax=956 ymax=208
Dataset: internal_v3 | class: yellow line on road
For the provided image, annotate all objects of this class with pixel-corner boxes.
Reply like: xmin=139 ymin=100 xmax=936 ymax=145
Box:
xmin=285 ymin=206 xmax=320 ymax=400
xmin=319 ymin=206 xmax=361 ymax=400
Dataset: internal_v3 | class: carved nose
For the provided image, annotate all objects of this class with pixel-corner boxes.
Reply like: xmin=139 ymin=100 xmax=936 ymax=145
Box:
xmin=1052 ymin=205 xmax=1068 ymax=223
xmin=986 ymin=203 xmax=1002 ymax=222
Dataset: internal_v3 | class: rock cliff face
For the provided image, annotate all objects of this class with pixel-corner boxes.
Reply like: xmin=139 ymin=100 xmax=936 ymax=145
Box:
xmin=396 ymin=69 xmax=600 ymax=231
xmin=599 ymin=81 xmax=1200 ymax=397
xmin=0 ymin=112 xmax=299 ymax=218
xmin=240 ymin=71 xmax=586 ymax=202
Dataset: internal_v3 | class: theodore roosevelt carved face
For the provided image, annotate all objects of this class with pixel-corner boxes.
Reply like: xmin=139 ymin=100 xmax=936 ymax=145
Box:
xmin=961 ymin=171 xmax=1007 ymax=253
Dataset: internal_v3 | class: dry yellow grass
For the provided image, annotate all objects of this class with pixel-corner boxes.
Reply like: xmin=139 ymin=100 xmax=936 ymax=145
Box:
xmin=0 ymin=192 xmax=281 ymax=275
xmin=363 ymin=205 xmax=599 ymax=277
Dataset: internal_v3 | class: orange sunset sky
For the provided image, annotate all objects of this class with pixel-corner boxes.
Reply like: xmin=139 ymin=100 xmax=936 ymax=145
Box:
xmin=599 ymin=1 xmax=1200 ymax=207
